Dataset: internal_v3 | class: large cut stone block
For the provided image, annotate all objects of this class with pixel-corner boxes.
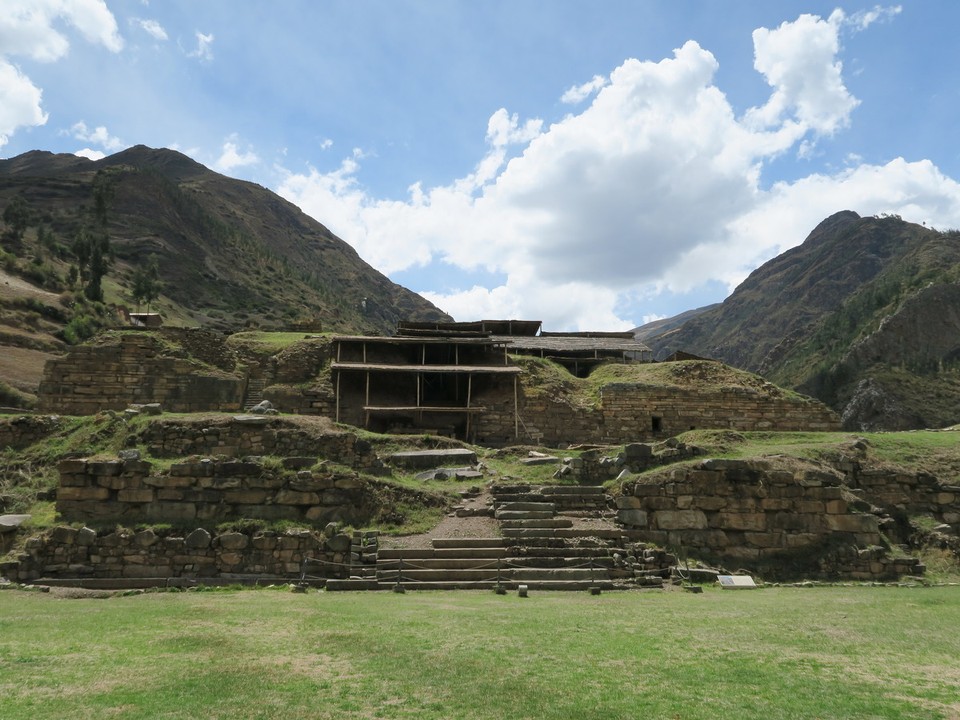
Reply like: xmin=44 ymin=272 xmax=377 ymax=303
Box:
xmin=654 ymin=509 xmax=708 ymax=530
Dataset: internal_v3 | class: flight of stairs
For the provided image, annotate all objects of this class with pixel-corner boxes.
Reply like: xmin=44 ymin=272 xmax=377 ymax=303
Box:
xmin=326 ymin=484 xmax=653 ymax=591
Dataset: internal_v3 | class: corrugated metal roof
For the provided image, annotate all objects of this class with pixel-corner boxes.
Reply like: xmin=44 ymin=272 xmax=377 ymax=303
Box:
xmin=492 ymin=335 xmax=652 ymax=354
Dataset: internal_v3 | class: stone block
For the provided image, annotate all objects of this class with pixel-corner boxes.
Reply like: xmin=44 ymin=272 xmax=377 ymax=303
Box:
xmin=825 ymin=499 xmax=847 ymax=514
xmin=185 ymin=528 xmax=211 ymax=549
xmin=826 ymin=514 xmax=879 ymax=534
xmin=57 ymin=486 xmax=110 ymax=501
xmin=715 ymin=512 xmax=766 ymax=531
xmin=692 ymin=496 xmax=728 ymax=511
xmin=217 ymin=531 xmax=250 ymax=551
xmin=118 ymin=489 xmax=155 ymax=503
xmin=654 ymin=509 xmax=708 ymax=530
xmin=744 ymin=532 xmax=782 ymax=548
xmin=223 ymin=490 xmax=269 ymax=505
xmin=615 ymin=496 xmax=642 ymax=510
xmin=87 ymin=460 xmax=122 ymax=476
xmin=617 ymin=509 xmax=648 ymax=527
xmin=937 ymin=493 xmax=956 ymax=505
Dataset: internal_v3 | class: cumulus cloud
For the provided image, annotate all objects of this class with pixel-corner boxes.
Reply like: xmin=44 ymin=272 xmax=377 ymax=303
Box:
xmin=0 ymin=61 xmax=47 ymax=148
xmin=0 ymin=0 xmax=123 ymax=148
xmin=215 ymin=136 xmax=259 ymax=172
xmin=745 ymin=11 xmax=858 ymax=137
xmin=134 ymin=18 xmax=168 ymax=41
xmin=74 ymin=147 xmax=105 ymax=160
xmin=277 ymin=9 xmax=960 ymax=330
xmin=70 ymin=120 xmax=125 ymax=152
xmin=561 ymin=74 xmax=608 ymax=104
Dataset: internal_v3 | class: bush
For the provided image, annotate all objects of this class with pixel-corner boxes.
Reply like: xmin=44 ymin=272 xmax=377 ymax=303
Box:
xmin=62 ymin=315 xmax=101 ymax=345
xmin=0 ymin=380 xmax=36 ymax=409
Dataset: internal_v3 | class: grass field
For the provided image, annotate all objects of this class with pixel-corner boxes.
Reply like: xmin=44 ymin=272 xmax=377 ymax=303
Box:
xmin=2 ymin=586 xmax=959 ymax=719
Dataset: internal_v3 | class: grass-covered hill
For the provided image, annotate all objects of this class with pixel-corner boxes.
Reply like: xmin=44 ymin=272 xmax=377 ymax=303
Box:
xmin=0 ymin=146 xmax=450 ymax=407
xmin=644 ymin=211 xmax=960 ymax=430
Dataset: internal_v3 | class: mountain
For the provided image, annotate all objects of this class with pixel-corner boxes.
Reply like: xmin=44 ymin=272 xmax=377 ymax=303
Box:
xmin=644 ymin=211 xmax=960 ymax=430
xmin=631 ymin=304 xmax=718 ymax=345
xmin=0 ymin=146 xmax=450 ymax=406
xmin=0 ymin=145 xmax=449 ymax=334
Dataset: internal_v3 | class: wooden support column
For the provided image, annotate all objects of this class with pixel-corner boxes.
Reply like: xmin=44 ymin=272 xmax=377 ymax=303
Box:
xmin=465 ymin=374 xmax=473 ymax=440
xmin=364 ymin=372 xmax=371 ymax=428
xmin=335 ymin=371 xmax=341 ymax=423
xmin=514 ymin=375 xmax=519 ymax=439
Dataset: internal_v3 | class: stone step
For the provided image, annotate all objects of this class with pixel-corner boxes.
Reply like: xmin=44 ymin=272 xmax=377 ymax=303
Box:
xmin=515 ymin=547 xmax=617 ymax=558
xmin=491 ymin=492 xmax=546 ymax=502
xmin=509 ymin=568 xmax=612 ymax=582
xmin=498 ymin=519 xmax=574 ymax=529
xmin=374 ymin=580 xmax=622 ymax=591
xmin=540 ymin=485 xmax=606 ymax=495
xmin=501 ymin=528 xmax=561 ymax=539
xmin=501 ymin=557 xmax=616 ymax=569
xmin=431 ymin=537 xmax=507 ymax=549
xmin=377 ymin=547 xmax=507 ymax=560
xmin=495 ymin=510 xmax=556 ymax=521
xmin=495 ymin=502 xmax=557 ymax=512
xmin=387 ymin=448 xmax=478 ymax=470
xmin=378 ymin=569 xmax=502 ymax=582
xmin=378 ymin=558 xmax=505 ymax=571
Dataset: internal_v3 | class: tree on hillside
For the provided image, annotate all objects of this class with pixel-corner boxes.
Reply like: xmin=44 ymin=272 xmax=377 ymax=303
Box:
xmin=131 ymin=254 xmax=161 ymax=312
xmin=2 ymin=194 xmax=31 ymax=249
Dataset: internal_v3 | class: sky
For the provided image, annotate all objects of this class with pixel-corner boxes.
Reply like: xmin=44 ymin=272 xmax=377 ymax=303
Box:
xmin=2 ymin=1 xmax=960 ymax=331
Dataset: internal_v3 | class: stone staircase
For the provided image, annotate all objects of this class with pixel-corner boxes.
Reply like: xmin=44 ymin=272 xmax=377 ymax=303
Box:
xmin=242 ymin=376 xmax=268 ymax=411
xmin=326 ymin=484 xmax=655 ymax=591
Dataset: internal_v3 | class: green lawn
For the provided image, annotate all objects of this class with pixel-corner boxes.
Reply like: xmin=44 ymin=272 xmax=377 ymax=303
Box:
xmin=2 ymin=586 xmax=958 ymax=719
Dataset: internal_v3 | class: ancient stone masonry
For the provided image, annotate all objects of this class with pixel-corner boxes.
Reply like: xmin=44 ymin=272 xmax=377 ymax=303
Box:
xmin=0 ymin=414 xmax=63 ymax=451
xmin=134 ymin=416 xmax=379 ymax=471
xmin=3 ymin=525 xmax=353 ymax=584
xmin=38 ymin=331 xmax=244 ymax=415
xmin=475 ymin=381 xmax=840 ymax=447
xmin=616 ymin=458 xmax=926 ymax=581
xmin=56 ymin=455 xmax=383 ymax=526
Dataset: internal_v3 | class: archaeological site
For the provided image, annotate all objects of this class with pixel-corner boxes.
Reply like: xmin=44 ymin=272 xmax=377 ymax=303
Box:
xmin=2 ymin=321 xmax=958 ymax=590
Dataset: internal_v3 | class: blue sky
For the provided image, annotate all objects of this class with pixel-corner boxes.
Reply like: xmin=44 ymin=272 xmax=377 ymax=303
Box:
xmin=2 ymin=1 xmax=959 ymax=330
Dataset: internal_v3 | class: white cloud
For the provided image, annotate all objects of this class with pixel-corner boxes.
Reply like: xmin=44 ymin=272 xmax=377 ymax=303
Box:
xmin=215 ymin=136 xmax=259 ymax=172
xmin=74 ymin=147 xmax=105 ymax=160
xmin=0 ymin=60 xmax=47 ymax=148
xmin=0 ymin=0 xmax=123 ymax=62
xmin=745 ymin=12 xmax=858 ymax=137
xmin=561 ymin=74 xmax=608 ymax=104
xmin=70 ymin=120 xmax=125 ymax=151
xmin=189 ymin=31 xmax=214 ymax=61
xmin=134 ymin=18 xmax=167 ymax=41
xmin=277 ymin=9 xmax=960 ymax=331
xmin=0 ymin=0 xmax=122 ymax=148
xmin=845 ymin=5 xmax=902 ymax=31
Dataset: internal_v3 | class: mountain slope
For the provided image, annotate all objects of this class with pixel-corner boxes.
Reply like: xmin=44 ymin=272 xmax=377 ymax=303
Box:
xmin=646 ymin=211 xmax=960 ymax=429
xmin=0 ymin=145 xmax=449 ymax=335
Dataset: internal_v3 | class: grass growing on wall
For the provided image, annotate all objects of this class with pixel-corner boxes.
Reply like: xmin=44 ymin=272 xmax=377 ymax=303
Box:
xmin=1 ymin=586 xmax=959 ymax=719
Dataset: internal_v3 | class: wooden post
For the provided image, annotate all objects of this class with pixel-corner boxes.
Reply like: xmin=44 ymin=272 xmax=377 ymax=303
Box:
xmin=514 ymin=375 xmax=519 ymax=439
xmin=364 ymin=372 xmax=370 ymax=428
xmin=335 ymin=371 xmax=341 ymax=423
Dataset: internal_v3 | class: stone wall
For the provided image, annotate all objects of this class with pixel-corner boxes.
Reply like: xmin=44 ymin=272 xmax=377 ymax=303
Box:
xmin=38 ymin=332 xmax=244 ymax=415
xmin=56 ymin=455 xmax=384 ymax=526
xmin=133 ymin=416 xmax=378 ymax=470
xmin=3 ymin=525 xmax=352 ymax=584
xmin=0 ymin=414 xmax=63 ymax=450
xmin=474 ymin=381 xmax=840 ymax=447
xmin=616 ymin=458 xmax=928 ymax=581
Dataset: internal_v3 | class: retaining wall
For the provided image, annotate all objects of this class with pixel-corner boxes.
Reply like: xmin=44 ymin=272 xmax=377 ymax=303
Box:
xmin=617 ymin=458 xmax=929 ymax=581
xmin=3 ymin=525 xmax=350 ymax=583
xmin=38 ymin=332 xmax=244 ymax=415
